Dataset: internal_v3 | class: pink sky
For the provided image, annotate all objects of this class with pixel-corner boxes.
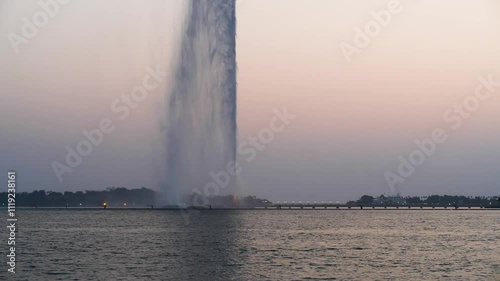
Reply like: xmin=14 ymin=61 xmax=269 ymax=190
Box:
xmin=0 ymin=0 xmax=499 ymax=201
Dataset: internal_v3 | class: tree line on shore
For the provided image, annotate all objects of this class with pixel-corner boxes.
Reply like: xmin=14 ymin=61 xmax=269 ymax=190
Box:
xmin=0 ymin=187 xmax=273 ymax=208
xmin=1 ymin=188 xmax=498 ymax=207
xmin=1 ymin=187 xmax=155 ymax=207
xmin=352 ymin=194 xmax=499 ymax=207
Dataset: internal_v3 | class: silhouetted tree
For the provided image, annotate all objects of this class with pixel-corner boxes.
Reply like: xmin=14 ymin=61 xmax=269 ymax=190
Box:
xmin=358 ymin=195 xmax=374 ymax=205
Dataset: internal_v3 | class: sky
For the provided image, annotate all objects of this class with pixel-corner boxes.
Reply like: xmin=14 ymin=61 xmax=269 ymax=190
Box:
xmin=0 ymin=0 xmax=499 ymax=202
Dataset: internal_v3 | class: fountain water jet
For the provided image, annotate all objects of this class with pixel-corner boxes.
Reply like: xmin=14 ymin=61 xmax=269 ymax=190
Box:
xmin=162 ymin=0 xmax=237 ymax=206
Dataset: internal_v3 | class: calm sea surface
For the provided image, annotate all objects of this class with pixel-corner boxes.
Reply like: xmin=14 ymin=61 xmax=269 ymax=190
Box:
xmin=2 ymin=210 xmax=499 ymax=280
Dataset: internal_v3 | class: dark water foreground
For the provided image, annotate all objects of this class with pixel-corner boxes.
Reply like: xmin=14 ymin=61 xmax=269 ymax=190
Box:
xmin=1 ymin=210 xmax=499 ymax=280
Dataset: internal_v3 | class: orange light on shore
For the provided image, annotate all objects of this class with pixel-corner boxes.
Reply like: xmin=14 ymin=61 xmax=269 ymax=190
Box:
xmin=123 ymin=203 xmax=127 ymax=207
xmin=103 ymin=202 xmax=107 ymax=207
xmin=232 ymin=195 xmax=238 ymax=206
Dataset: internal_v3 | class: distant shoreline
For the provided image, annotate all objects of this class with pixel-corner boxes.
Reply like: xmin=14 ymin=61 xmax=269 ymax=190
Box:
xmin=1 ymin=188 xmax=498 ymax=209
xmin=5 ymin=206 xmax=499 ymax=211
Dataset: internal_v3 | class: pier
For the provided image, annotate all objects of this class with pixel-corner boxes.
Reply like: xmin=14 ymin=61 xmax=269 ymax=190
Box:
xmin=256 ymin=204 xmax=499 ymax=211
